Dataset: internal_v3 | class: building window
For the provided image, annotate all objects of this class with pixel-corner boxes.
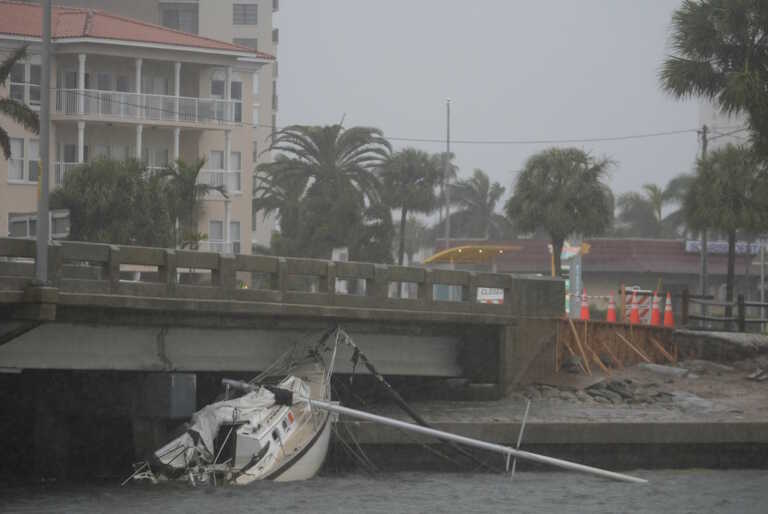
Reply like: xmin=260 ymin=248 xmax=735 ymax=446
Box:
xmin=272 ymin=28 xmax=279 ymax=44
xmin=27 ymin=140 xmax=39 ymax=182
xmin=209 ymin=150 xmax=224 ymax=170
xmin=231 ymin=79 xmax=243 ymax=122
xmin=273 ymin=0 xmax=279 ymax=12
xmin=231 ymin=152 xmax=242 ymax=192
xmin=230 ymin=221 xmax=241 ymax=254
xmin=233 ymin=4 xmax=258 ymax=25
xmin=8 ymin=138 xmax=24 ymax=181
xmin=252 ymin=140 xmax=258 ymax=167
xmin=9 ymin=62 xmax=25 ymax=102
xmin=209 ymin=220 xmax=224 ymax=242
xmin=8 ymin=210 xmax=69 ymax=239
xmin=234 ymin=38 xmax=258 ymax=50
xmin=273 ymin=61 xmax=278 ymax=77
xmin=210 ymin=70 xmax=226 ymax=98
xmin=29 ymin=64 xmax=41 ymax=105
xmin=252 ymin=105 xmax=259 ymax=126
xmin=252 ymin=72 xmax=260 ymax=96
xmin=161 ymin=3 xmax=199 ymax=34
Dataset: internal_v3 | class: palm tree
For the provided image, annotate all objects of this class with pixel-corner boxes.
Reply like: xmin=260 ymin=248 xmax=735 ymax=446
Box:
xmin=660 ymin=0 xmax=768 ymax=155
xmin=1 ymin=46 xmax=39 ymax=158
xmin=379 ymin=148 xmax=440 ymax=265
xmin=505 ymin=147 xmax=614 ymax=276
xmin=253 ymin=155 xmax=309 ymax=240
xmin=431 ymin=151 xmax=459 ymax=230
xmin=267 ymin=124 xmax=390 ymax=207
xmin=683 ymin=144 xmax=768 ymax=311
xmin=160 ymin=159 xmax=226 ymax=248
xmin=615 ymin=176 xmax=696 ymax=238
xmin=447 ymin=169 xmax=513 ymax=240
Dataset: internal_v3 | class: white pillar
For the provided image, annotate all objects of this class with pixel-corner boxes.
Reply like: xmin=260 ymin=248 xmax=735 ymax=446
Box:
xmin=77 ymin=53 xmax=86 ymax=114
xmin=174 ymin=61 xmax=181 ymax=121
xmin=77 ymin=121 xmax=85 ymax=163
xmin=173 ymin=127 xmax=180 ymax=162
xmin=135 ymin=58 xmax=143 ymax=93
xmin=225 ymin=66 xmax=232 ymax=121
xmin=224 ymin=129 xmax=232 ymax=192
xmin=224 ymin=199 xmax=232 ymax=252
xmin=136 ymin=124 xmax=143 ymax=160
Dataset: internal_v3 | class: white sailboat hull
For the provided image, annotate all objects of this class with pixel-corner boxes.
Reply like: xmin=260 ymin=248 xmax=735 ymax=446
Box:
xmin=272 ymin=416 xmax=332 ymax=482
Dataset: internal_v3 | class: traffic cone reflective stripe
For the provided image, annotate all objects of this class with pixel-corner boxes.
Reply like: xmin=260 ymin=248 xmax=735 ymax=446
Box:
xmin=650 ymin=292 xmax=661 ymax=326
xmin=663 ymin=292 xmax=675 ymax=328
xmin=629 ymin=290 xmax=640 ymax=325
xmin=580 ymin=288 xmax=590 ymax=320
xmin=606 ymin=293 xmax=617 ymax=322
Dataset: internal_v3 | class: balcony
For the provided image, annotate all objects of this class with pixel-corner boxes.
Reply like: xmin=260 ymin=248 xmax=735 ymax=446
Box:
xmin=54 ymin=162 xmax=78 ymax=185
xmin=54 ymin=89 xmax=240 ymax=125
xmin=198 ymin=169 xmax=242 ymax=194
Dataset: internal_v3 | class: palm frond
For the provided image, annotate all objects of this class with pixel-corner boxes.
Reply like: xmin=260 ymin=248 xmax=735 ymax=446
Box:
xmin=0 ymin=45 xmax=26 ymax=85
xmin=0 ymin=98 xmax=40 ymax=134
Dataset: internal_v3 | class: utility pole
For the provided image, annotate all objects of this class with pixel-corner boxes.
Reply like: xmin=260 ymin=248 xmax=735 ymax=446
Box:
xmin=35 ymin=0 xmax=52 ymax=283
xmin=443 ymin=99 xmax=451 ymax=250
xmin=698 ymin=124 xmax=708 ymax=325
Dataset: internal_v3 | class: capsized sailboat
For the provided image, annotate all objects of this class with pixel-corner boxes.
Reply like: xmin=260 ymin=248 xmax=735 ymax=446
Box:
xmin=129 ymin=330 xmax=338 ymax=485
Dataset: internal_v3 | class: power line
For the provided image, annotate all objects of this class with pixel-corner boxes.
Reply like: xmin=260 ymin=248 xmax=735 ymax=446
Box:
xmin=43 ymin=89 xmax=747 ymax=146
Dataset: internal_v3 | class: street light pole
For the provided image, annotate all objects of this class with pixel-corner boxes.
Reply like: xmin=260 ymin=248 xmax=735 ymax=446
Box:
xmin=35 ymin=0 xmax=52 ymax=283
xmin=443 ymin=98 xmax=451 ymax=250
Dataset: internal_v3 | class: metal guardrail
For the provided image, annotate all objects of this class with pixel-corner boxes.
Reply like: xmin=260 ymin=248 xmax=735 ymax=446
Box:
xmin=681 ymin=288 xmax=768 ymax=332
xmin=0 ymin=237 xmax=562 ymax=318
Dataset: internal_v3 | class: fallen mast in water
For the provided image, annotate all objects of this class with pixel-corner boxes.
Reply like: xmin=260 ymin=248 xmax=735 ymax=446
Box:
xmin=126 ymin=327 xmax=647 ymax=486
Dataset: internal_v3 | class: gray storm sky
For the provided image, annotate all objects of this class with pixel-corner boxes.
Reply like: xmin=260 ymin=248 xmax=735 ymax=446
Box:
xmin=276 ymin=0 xmax=708 ymax=198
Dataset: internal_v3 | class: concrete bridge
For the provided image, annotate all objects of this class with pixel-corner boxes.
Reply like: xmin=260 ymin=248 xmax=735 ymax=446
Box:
xmin=0 ymin=237 xmax=564 ymax=388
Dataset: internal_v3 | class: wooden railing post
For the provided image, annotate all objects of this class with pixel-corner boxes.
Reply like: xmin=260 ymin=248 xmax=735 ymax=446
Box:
xmin=218 ymin=254 xmax=236 ymax=297
xmin=108 ymin=245 xmax=121 ymax=293
xmin=324 ymin=262 xmax=336 ymax=304
xmin=372 ymin=264 xmax=389 ymax=303
xmin=162 ymin=249 xmax=177 ymax=296
xmin=737 ymin=294 xmax=746 ymax=332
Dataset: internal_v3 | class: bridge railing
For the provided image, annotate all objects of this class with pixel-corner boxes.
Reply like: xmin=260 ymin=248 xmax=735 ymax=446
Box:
xmin=0 ymin=237 xmax=563 ymax=317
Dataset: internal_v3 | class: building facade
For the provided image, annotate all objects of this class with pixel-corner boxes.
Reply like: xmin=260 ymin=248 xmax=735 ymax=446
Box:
xmin=39 ymin=0 xmax=280 ymax=248
xmin=1 ymin=1 xmax=274 ymax=253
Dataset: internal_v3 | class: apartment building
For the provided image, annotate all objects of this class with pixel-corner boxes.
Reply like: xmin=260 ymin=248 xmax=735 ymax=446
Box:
xmin=0 ymin=1 xmax=274 ymax=253
xmin=40 ymin=0 xmax=280 ymax=248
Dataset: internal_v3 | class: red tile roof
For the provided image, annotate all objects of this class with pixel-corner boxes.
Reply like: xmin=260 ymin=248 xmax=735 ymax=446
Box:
xmin=436 ymin=238 xmax=735 ymax=276
xmin=0 ymin=1 xmax=274 ymax=59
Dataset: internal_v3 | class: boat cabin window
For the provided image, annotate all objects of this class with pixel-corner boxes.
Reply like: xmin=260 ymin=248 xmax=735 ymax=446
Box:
xmin=281 ymin=419 xmax=288 ymax=431
xmin=272 ymin=429 xmax=280 ymax=441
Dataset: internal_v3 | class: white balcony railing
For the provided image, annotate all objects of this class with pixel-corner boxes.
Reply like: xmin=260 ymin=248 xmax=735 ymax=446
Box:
xmin=54 ymin=89 xmax=241 ymax=124
xmin=54 ymin=162 xmax=79 ymax=185
xmin=197 ymin=241 xmax=241 ymax=254
xmin=198 ymin=169 xmax=242 ymax=194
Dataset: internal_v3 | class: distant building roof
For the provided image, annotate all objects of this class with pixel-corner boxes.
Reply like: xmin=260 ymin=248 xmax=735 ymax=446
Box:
xmin=434 ymin=238 xmax=736 ymax=276
xmin=0 ymin=1 xmax=274 ymax=59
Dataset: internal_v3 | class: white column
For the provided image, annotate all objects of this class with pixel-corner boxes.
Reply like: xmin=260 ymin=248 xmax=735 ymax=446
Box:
xmin=135 ymin=58 xmax=143 ymax=93
xmin=77 ymin=53 xmax=86 ymax=114
xmin=225 ymin=66 xmax=232 ymax=121
xmin=224 ymin=129 xmax=232 ymax=192
xmin=77 ymin=121 xmax=85 ymax=163
xmin=135 ymin=58 xmax=143 ymax=118
xmin=136 ymin=124 xmax=143 ymax=160
xmin=173 ymin=127 xmax=180 ymax=162
xmin=174 ymin=61 xmax=181 ymax=121
xmin=224 ymin=199 xmax=232 ymax=252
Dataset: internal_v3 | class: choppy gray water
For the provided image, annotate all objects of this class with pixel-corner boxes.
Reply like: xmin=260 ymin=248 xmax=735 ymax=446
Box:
xmin=2 ymin=470 xmax=767 ymax=514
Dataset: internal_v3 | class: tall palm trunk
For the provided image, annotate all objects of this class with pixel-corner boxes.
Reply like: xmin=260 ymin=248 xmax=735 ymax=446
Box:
xmin=552 ymin=237 xmax=564 ymax=277
xmin=398 ymin=206 xmax=408 ymax=266
xmin=726 ymin=229 xmax=736 ymax=320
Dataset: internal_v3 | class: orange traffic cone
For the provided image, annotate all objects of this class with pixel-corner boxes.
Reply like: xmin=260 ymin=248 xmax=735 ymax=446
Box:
xmin=629 ymin=290 xmax=640 ymax=325
xmin=650 ymin=291 xmax=661 ymax=326
xmin=606 ymin=293 xmax=617 ymax=322
xmin=663 ymin=292 xmax=675 ymax=328
xmin=580 ymin=288 xmax=590 ymax=320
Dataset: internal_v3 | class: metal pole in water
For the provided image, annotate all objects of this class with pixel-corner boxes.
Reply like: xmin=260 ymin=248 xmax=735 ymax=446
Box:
xmin=308 ymin=399 xmax=647 ymax=484
xmin=35 ymin=0 xmax=52 ymax=283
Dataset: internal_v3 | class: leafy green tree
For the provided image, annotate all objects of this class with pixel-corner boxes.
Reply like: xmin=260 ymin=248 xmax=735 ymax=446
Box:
xmin=160 ymin=159 xmax=226 ymax=248
xmin=683 ymin=144 xmax=768 ymax=308
xmin=660 ymin=0 xmax=768 ymax=155
xmin=379 ymin=148 xmax=440 ymax=265
xmin=1 ymin=46 xmax=39 ymax=158
xmin=446 ymin=168 xmax=514 ymax=240
xmin=50 ymin=159 xmax=172 ymax=246
xmin=505 ymin=148 xmax=614 ymax=275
